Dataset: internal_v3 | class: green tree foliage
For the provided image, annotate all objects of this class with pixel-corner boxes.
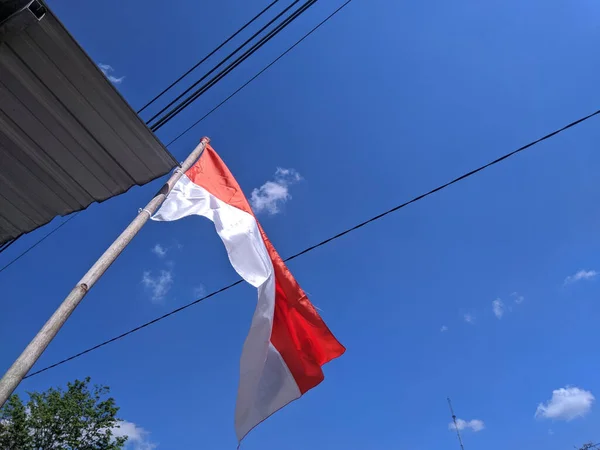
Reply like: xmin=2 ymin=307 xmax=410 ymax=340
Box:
xmin=0 ymin=377 xmax=127 ymax=450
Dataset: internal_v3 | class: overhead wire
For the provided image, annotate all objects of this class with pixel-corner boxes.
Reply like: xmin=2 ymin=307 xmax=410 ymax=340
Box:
xmin=146 ymin=0 xmax=305 ymax=126
xmin=148 ymin=0 xmax=319 ymax=132
xmin=164 ymin=0 xmax=354 ymax=147
xmin=0 ymin=238 xmax=17 ymax=255
xmin=23 ymin=107 xmax=600 ymax=379
xmin=136 ymin=0 xmax=281 ymax=114
xmin=0 ymin=214 xmax=78 ymax=275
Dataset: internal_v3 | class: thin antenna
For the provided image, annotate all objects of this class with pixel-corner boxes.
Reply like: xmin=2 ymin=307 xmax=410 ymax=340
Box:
xmin=447 ymin=397 xmax=466 ymax=450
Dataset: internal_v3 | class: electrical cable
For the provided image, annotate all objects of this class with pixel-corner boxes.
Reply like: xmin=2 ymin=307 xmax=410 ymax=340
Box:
xmin=0 ymin=238 xmax=17 ymax=254
xmin=149 ymin=0 xmax=315 ymax=130
xmin=145 ymin=0 xmax=304 ymax=126
xmin=137 ymin=0 xmax=281 ymax=114
xmin=0 ymin=214 xmax=78 ymax=275
xmin=164 ymin=0 xmax=354 ymax=147
xmin=23 ymin=107 xmax=600 ymax=379
xmin=148 ymin=0 xmax=319 ymax=132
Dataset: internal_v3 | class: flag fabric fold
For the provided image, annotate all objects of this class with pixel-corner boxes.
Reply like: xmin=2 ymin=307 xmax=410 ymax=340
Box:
xmin=152 ymin=144 xmax=345 ymax=441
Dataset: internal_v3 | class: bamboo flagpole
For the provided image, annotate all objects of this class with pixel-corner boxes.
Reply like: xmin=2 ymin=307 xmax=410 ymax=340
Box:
xmin=0 ymin=137 xmax=210 ymax=408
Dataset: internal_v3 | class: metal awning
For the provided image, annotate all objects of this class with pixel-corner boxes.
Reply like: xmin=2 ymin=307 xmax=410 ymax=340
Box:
xmin=0 ymin=1 xmax=177 ymax=245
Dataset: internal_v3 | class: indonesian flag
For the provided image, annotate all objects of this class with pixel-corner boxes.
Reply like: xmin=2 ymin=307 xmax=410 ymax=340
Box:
xmin=152 ymin=143 xmax=345 ymax=441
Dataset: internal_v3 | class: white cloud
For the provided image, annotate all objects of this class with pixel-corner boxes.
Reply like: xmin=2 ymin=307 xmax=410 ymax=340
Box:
xmin=492 ymin=298 xmax=505 ymax=319
xmin=440 ymin=325 xmax=448 ymax=332
xmin=151 ymin=244 xmax=167 ymax=258
xmin=511 ymin=292 xmax=524 ymax=304
xmin=112 ymin=420 xmax=157 ymax=450
xmin=535 ymin=386 xmax=595 ymax=421
xmin=250 ymin=167 xmax=302 ymax=215
xmin=193 ymin=285 xmax=206 ymax=298
xmin=448 ymin=418 xmax=485 ymax=432
xmin=464 ymin=314 xmax=475 ymax=324
xmin=98 ymin=62 xmax=125 ymax=84
xmin=141 ymin=270 xmax=173 ymax=303
xmin=564 ymin=270 xmax=598 ymax=285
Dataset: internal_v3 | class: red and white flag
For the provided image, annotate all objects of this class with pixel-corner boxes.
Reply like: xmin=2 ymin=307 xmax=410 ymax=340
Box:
xmin=152 ymin=144 xmax=345 ymax=441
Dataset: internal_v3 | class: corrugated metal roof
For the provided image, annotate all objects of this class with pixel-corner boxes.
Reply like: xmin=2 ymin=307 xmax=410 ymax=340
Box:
xmin=0 ymin=2 xmax=178 ymax=245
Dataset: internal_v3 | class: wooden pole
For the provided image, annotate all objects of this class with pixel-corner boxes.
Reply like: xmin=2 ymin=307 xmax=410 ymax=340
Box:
xmin=0 ymin=137 xmax=210 ymax=408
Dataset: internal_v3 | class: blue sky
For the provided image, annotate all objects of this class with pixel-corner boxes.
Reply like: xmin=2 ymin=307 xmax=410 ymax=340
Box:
xmin=2 ymin=0 xmax=600 ymax=448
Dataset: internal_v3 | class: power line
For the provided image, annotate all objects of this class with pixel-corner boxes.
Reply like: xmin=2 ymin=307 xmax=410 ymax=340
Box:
xmin=448 ymin=398 xmax=466 ymax=450
xmin=284 ymin=110 xmax=600 ymax=262
xmin=149 ymin=0 xmax=319 ymax=132
xmin=0 ymin=214 xmax=78 ymax=275
xmin=0 ymin=238 xmax=18 ymax=255
xmin=24 ymin=279 xmax=245 ymax=379
xmin=0 ymin=0 xmax=351 ymax=276
xmin=23 ymin=107 xmax=600 ymax=379
xmin=137 ymin=0 xmax=281 ymax=114
xmin=165 ymin=0 xmax=354 ymax=147
xmin=146 ymin=0 xmax=304 ymax=126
